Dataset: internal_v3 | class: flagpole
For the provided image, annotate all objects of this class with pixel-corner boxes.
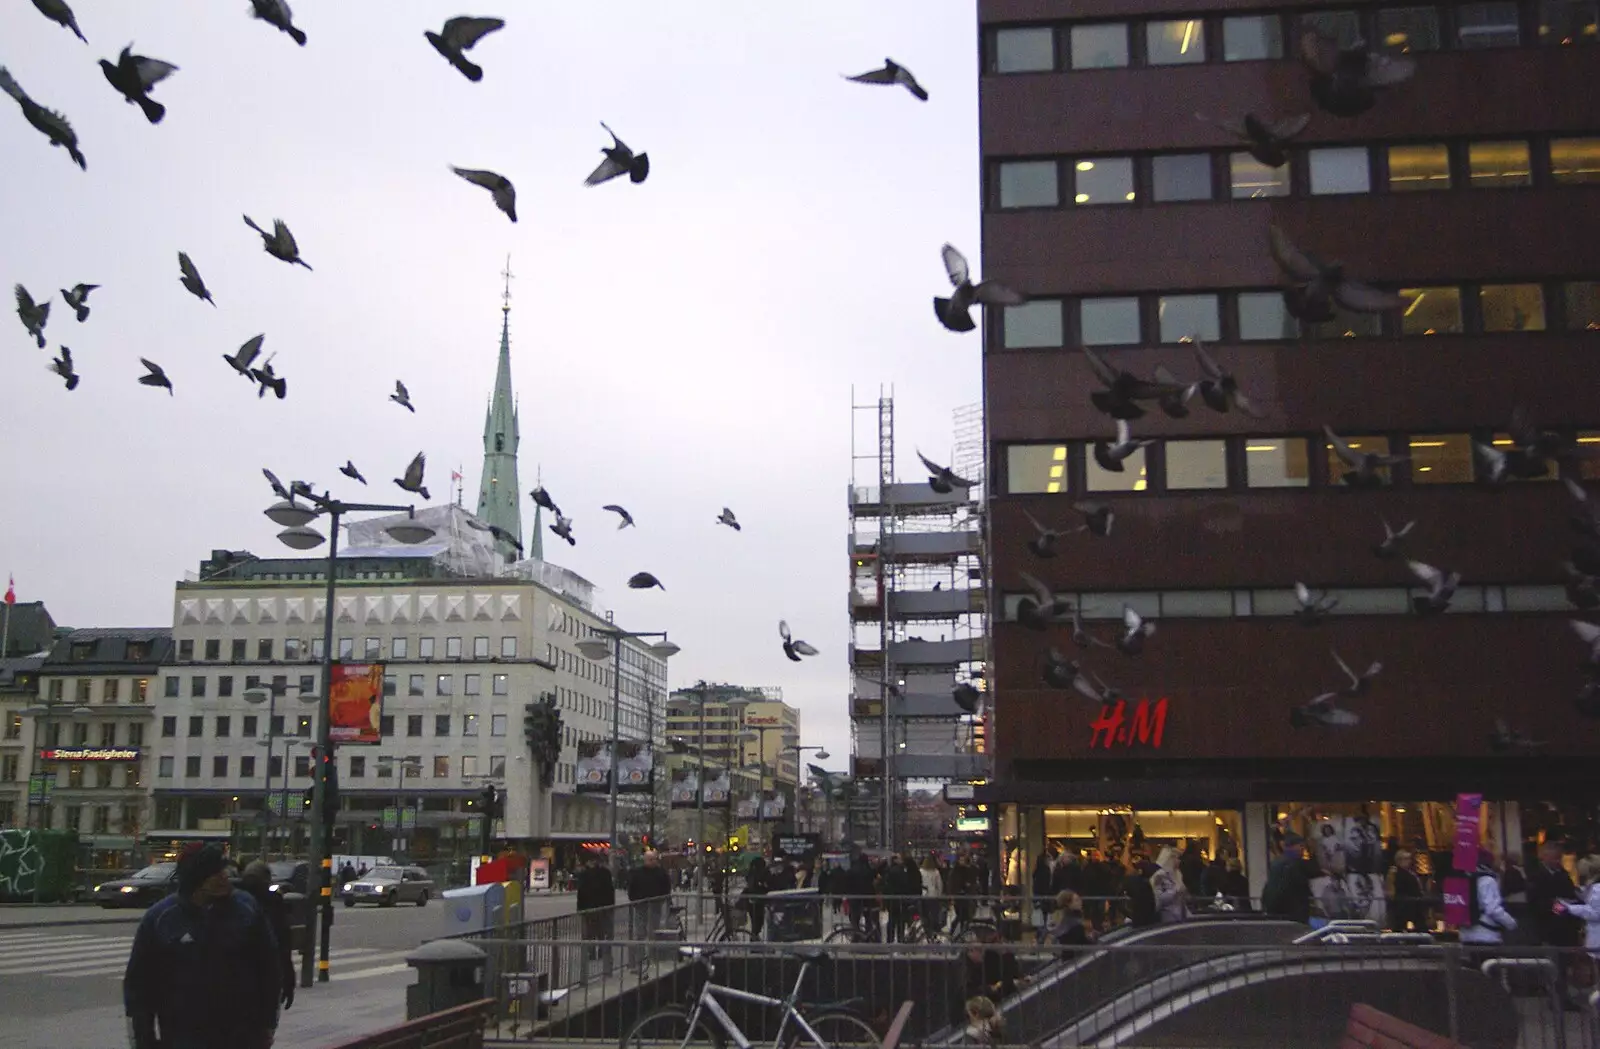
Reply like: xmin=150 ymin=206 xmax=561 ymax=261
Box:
xmin=2 ymin=575 xmax=13 ymax=659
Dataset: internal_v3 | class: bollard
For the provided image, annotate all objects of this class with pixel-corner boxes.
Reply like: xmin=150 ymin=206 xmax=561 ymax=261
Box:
xmin=404 ymin=939 xmax=487 ymax=1021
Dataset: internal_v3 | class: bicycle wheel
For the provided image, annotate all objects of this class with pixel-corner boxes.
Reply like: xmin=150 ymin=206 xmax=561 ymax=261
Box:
xmin=785 ymin=1009 xmax=882 ymax=1049
xmin=824 ymin=925 xmax=866 ymax=944
xmin=620 ymin=1007 xmax=724 ymax=1049
xmin=953 ymin=920 xmax=998 ymax=943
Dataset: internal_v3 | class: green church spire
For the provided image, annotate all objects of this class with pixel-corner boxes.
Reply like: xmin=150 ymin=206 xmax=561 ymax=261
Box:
xmin=529 ymin=466 xmax=545 ymax=562
xmin=475 ymin=260 xmax=523 ymax=561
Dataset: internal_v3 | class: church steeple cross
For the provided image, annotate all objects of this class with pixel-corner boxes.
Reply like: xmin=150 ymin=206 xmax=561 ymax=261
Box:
xmin=501 ymin=255 xmax=514 ymax=314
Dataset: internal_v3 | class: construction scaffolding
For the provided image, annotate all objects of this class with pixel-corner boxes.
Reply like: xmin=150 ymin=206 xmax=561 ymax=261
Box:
xmin=847 ymin=387 xmax=989 ymax=853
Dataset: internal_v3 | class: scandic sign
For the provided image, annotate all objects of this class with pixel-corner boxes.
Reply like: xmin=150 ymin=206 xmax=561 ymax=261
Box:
xmin=1088 ymin=699 xmax=1169 ymax=751
xmin=40 ymin=747 xmax=142 ymax=762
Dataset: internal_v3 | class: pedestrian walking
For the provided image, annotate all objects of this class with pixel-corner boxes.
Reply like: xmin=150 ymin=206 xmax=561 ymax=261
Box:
xmin=240 ymin=861 xmax=296 ymax=1013
xmin=626 ymin=850 xmax=672 ymax=965
xmin=1261 ymin=834 xmax=1313 ymax=923
xmin=1528 ymin=840 xmax=1584 ymax=1008
xmin=742 ymin=857 xmax=771 ymax=940
xmin=123 ymin=844 xmax=281 ymax=1049
xmin=1151 ymin=846 xmax=1189 ymax=924
xmin=576 ymin=854 xmax=615 ymax=975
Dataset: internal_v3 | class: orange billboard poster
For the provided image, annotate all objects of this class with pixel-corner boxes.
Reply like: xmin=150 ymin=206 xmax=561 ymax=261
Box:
xmin=329 ymin=663 xmax=384 ymax=745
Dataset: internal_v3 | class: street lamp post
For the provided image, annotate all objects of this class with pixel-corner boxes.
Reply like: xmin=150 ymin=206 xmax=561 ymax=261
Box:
xmin=574 ymin=630 xmax=679 ymax=880
xmin=244 ymin=682 xmax=316 ymax=860
xmin=19 ymin=698 xmax=93 ymax=902
xmin=780 ymin=742 xmax=828 ymax=844
xmin=263 ymin=489 xmax=434 ymax=989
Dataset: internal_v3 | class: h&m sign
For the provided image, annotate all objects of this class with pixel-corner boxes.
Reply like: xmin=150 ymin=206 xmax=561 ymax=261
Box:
xmin=1088 ymin=699 xmax=1169 ymax=751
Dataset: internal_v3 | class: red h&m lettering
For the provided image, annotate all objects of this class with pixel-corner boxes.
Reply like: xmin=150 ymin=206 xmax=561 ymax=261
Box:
xmin=1088 ymin=698 xmax=1169 ymax=750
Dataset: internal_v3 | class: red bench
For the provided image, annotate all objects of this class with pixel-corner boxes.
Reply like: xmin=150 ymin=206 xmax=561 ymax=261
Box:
xmin=324 ymin=999 xmax=497 ymax=1049
xmin=1342 ymin=1003 xmax=1467 ymax=1049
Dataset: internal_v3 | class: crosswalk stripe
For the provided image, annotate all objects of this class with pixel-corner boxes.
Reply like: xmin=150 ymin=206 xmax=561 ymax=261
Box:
xmin=330 ymin=962 xmax=411 ymax=981
xmin=0 ymin=947 xmax=135 ymax=974
xmin=0 ymin=933 xmax=107 ymax=947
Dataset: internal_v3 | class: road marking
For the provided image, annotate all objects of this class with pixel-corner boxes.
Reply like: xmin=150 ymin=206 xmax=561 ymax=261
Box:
xmin=0 ymin=932 xmax=107 ymax=946
xmin=329 ymin=962 xmax=412 ymax=981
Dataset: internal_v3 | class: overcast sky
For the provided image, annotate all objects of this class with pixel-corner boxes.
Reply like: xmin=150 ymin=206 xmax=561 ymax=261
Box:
xmin=0 ymin=2 xmax=981 ymax=763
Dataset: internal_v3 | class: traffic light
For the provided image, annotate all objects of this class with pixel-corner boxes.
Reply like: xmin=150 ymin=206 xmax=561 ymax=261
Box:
xmin=302 ymin=786 xmax=314 ymax=810
xmin=311 ymin=745 xmax=339 ymax=823
xmin=480 ymin=783 xmax=502 ymax=819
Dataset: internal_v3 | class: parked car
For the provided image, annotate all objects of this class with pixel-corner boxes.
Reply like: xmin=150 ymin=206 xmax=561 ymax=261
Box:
xmin=340 ymin=865 xmax=435 ymax=907
xmin=265 ymin=860 xmax=308 ymax=896
xmin=91 ymin=863 xmax=178 ymax=908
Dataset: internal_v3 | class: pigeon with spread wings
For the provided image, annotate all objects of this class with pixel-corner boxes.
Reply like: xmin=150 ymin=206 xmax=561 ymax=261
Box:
xmin=244 ymin=216 xmax=312 ymax=270
xmin=427 ymin=16 xmax=504 ymax=82
xmin=138 ymin=358 xmax=172 ymax=395
xmin=844 ymin=58 xmax=928 ymax=101
xmin=0 ymin=66 xmax=86 ymax=169
xmin=33 ymin=0 xmax=87 ymax=43
xmin=780 ymin=620 xmax=819 ymax=662
xmin=585 ymin=123 xmax=649 ymax=186
xmin=178 ymin=252 xmax=215 ymax=306
xmin=1300 ymin=31 xmax=1416 ymax=119
xmin=1325 ymin=426 xmax=1408 ymax=488
xmin=451 ymin=166 xmax=516 ymax=222
xmin=49 ymin=346 xmax=78 ymax=390
xmin=1197 ymin=110 xmax=1310 ymax=168
xmin=15 ymin=285 xmax=48 ymax=348
xmin=250 ymin=0 xmax=307 ymax=46
xmin=61 ymin=283 xmax=97 ymax=322
xmin=917 ymin=450 xmax=975 ymax=494
xmin=933 ymin=244 xmax=1025 ymax=333
xmin=1269 ymin=225 xmax=1407 ymax=322
xmin=603 ymin=505 xmax=635 ymax=529
xmin=100 ymin=45 xmax=178 ymax=125
xmin=394 ymin=452 xmax=429 ymax=500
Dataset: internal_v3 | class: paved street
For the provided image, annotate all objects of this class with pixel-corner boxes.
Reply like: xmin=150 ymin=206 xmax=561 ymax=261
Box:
xmin=0 ymin=891 xmax=581 ymax=1049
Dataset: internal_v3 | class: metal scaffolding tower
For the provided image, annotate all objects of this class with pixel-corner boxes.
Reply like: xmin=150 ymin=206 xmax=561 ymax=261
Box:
xmin=848 ymin=388 xmax=989 ymax=854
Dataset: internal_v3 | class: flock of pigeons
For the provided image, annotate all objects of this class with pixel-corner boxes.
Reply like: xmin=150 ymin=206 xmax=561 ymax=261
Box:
xmin=914 ymin=30 xmax=1589 ymax=746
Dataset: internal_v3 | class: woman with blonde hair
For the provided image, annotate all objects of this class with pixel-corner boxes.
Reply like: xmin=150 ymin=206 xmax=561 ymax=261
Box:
xmin=1151 ymin=846 xmax=1188 ymax=924
xmin=964 ymin=995 xmax=1003 ymax=1044
xmin=1047 ymin=889 xmax=1090 ymax=945
xmin=1553 ymin=855 xmax=1600 ymax=965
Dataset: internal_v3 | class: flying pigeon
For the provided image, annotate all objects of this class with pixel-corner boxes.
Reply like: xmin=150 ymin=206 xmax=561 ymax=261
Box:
xmin=249 ymin=0 xmax=306 ymax=46
xmin=1092 ymin=418 xmax=1154 ymax=473
xmin=628 ymin=572 xmax=665 ymax=591
xmin=224 ymin=334 xmax=265 ymax=378
xmin=1015 ymin=571 xmax=1071 ymax=631
xmin=549 ymin=512 xmax=576 ymax=546
xmin=717 ymin=507 xmax=741 ymax=531
xmin=339 ymin=461 xmax=367 ymax=485
xmin=1490 ymin=717 xmax=1548 ymax=754
xmin=1408 ymin=560 xmax=1460 ymax=616
xmin=933 ymin=243 xmax=1025 ymax=333
xmin=1070 ymin=605 xmax=1110 ymax=650
xmin=1569 ymin=620 xmax=1600 ymax=668
xmin=390 ymin=381 xmax=414 ymax=412
xmin=844 ymin=58 xmax=928 ymax=101
xmin=779 ymin=620 xmax=819 ymax=662
xmin=1290 ymin=689 xmax=1362 ymax=729
xmin=250 ymin=356 xmax=287 ymax=400
xmin=99 ymin=45 xmax=178 ymax=125
xmin=1074 ymin=501 xmax=1115 ymax=538
xmin=1073 ymin=667 xmax=1122 ymax=705
xmin=1197 ymin=110 xmax=1309 ymax=168
xmin=60 ymin=283 xmax=97 ymax=322
xmin=177 ymin=252 xmax=214 ymax=306
xmin=1081 ymin=345 xmax=1194 ymax=421
xmin=1116 ymin=605 xmax=1155 ymax=656
xmin=1042 ymin=645 xmax=1088 ymax=691
xmin=450 ymin=166 xmax=516 ymax=222
xmin=426 ymin=16 xmax=504 ymax=82
xmin=1300 ymin=31 xmax=1416 ymax=119
xmin=15 ymin=285 xmax=48 ymax=348
xmin=288 ymin=479 xmax=315 ymax=500
xmin=394 ymin=452 xmax=429 ymax=500
xmin=531 ymin=485 xmax=562 ymax=517
xmin=263 ymin=468 xmax=292 ymax=501
xmin=0 ymin=66 xmax=86 ymax=169
xmin=462 ymin=516 xmax=522 ymax=555
xmin=1372 ymin=516 xmax=1415 ymax=560
xmin=952 ymin=683 xmax=981 ymax=714
xmin=138 ymin=358 xmax=172 ymax=395
xmin=1325 ymin=426 xmax=1408 ymax=488
xmin=49 ymin=346 xmax=78 ymax=390
xmin=603 ymin=504 xmax=635 ymax=529
xmin=1294 ymin=581 xmax=1340 ymax=625
xmin=1330 ymin=649 xmax=1382 ymax=697
xmin=32 ymin=0 xmax=87 ymax=42
xmin=917 ymin=450 xmax=975 ymax=494
xmin=1021 ymin=508 xmax=1082 ymax=558
xmin=1269 ymin=225 xmax=1407 ymax=322
xmin=1193 ymin=339 xmax=1263 ymax=416
xmin=585 ymin=122 xmax=650 ymax=186
xmin=243 ymin=216 xmax=312 ymax=270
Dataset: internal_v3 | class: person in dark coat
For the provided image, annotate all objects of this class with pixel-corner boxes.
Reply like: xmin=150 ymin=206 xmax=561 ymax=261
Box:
xmin=240 ymin=860 xmax=296 ymax=1011
xmin=1179 ymin=842 xmax=1206 ymax=897
xmin=1262 ymin=834 xmax=1313 ymax=923
xmin=885 ymin=854 xmax=922 ymax=943
xmin=949 ymin=853 xmax=977 ymax=935
xmin=124 ymin=844 xmax=280 ymax=1049
xmin=1527 ymin=841 xmax=1584 ymax=1004
xmin=1031 ymin=853 xmax=1055 ymax=936
xmin=743 ymin=857 xmax=771 ymax=940
xmin=846 ymin=853 xmax=880 ymax=941
xmin=338 ymin=862 xmax=356 ymax=887
xmin=576 ymin=854 xmax=615 ymax=966
xmin=1385 ymin=849 xmax=1427 ymax=932
xmin=1051 ymin=850 xmax=1083 ymax=896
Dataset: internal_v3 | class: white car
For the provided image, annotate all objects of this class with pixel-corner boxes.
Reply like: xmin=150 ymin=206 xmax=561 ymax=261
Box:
xmin=340 ymin=865 xmax=435 ymax=907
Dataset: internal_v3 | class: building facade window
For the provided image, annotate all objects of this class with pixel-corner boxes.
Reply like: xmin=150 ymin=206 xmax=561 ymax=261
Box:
xmin=164 ymin=677 xmax=180 ymax=698
xmin=408 ymin=674 xmax=424 ymax=697
xmin=257 ymin=639 xmax=273 ymax=661
xmin=158 ymin=756 xmax=174 ymax=778
xmin=1151 ymin=153 xmax=1213 ymax=202
xmin=1551 ymin=137 xmax=1600 ymax=183
xmin=187 ymin=716 xmax=203 ymax=738
xmin=1458 ymin=1 xmax=1522 ymax=46
xmin=392 ymin=637 xmax=408 ymax=659
xmin=1080 ymin=296 xmax=1142 ymax=345
xmin=435 ymin=714 xmax=451 ymax=737
xmin=241 ymin=756 xmax=255 ymax=778
xmin=337 ymin=638 xmax=354 ymax=660
xmin=1147 ymin=18 xmax=1205 ymax=63
xmin=1223 ymin=13 xmax=1283 ymax=59
xmin=1006 ymin=444 xmax=1068 ymax=495
xmin=463 ymin=714 xmax=479 ymax=737
xmin=284 ymin=638 xmax=301 ymax=660
xmin=294 ymin=755 xmax=310 ymax=777
xmin=1230 ymin=153 xmax=1289 ymax=198
xmin=231 ymin=639 xmax=247 ymax=661
xmin=473 ymin=637 xmax=490 ymax=659
xmin=1409 ymin=435 xmax=1476 ymax=483
xmin=379 ymin=714 xmax=394 ymax=737
xmin=364 ymin=637 xmax=381 ymax=660
xmin=1469 ymin=140 xmax=1532 ymax=186
xmin=178 ymin=640 xmax=194 ymax=661
xmin=464 ymin=674 xmax=481 ymax=695
xmin=161 ymin=716 xmax=176 ymax=737
xmin=500 ymin=637 xmax=516 ymax=659
xmin=1308 ymin=146 xmax=1371 ymax=194
xmin=1326 ymin=435 xmax=1398 ymax=485
xmin=1539 ymin=0 xmax=1599 ymax=43
xmin=203 ymin=639 xmax=220 ymax=661
xmin=492 ymin=674 xmax=509 ymax=695
xmin=349 ymin=756 xmax=365 ymax=777
xmin=491 ymin=713 xmax=507 ymax=737
xmin=1071 ymin=23 xmax=1129 ymax=68
xmin=1245 ymin=438 xmax=1311 ymax=487
xmin=212 ymin=756 xmax=228 ymax=778
xmin=436 ymin=675 xmax=453 ymax=697
xmin=239 ymin=716 xmax=254 ymax=738
xmin=434 ymin=756 xmax=450 ymax=779
xmin=407 ymin=715 xmax=423 ymax=737
xmin=1157 ymin=294 xmax=1221 ymax=343
xmin=1379 ymin=6 xmax=1443 ymax=50
xmin=445 ymin=637 xmax=462 ymax=659
xmin=994 ymin=26 xmax=1056 ymax=73
xmin=1238 ymin=291 xmax=1297 ymax=340
xmin=215 ymin=715 xmax=230 ymax=738
xmin=1301 ymin=10 xmax=1363 ymax=46
xmin=1388 ymin=143 xmax=1451 ymax=190
xmin=1401 ymin=286 xmax=1464 ymax=334
xmin=998 ymin=160 xmax=1060 ymax=208
xmin=1075 ymin=157 xmax=1135 ymax=204
xmin=185 ymin=756 xmax=200 ymax=778
xmin=217 ymin=675 xmax=233 ymax=697
xmin=1565 ymin=282 xmax=1600 ymax=329
xmin=1085 ymin=444 xmax=1148 ymax=492
xmin=1480 ymin=284 xmax=1547 ymax=331
xmin=418 ymin=638 xmax=435 ymax=659
xmin=1003 ymin=300 xmax=1064 ymax=348
xmin=1165 ymin=441 xmax=1229 ymax=490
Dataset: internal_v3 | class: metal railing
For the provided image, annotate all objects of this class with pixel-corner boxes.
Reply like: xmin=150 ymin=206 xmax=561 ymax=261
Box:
xmin=449 ymin=937 xmax=1599 ymax=1048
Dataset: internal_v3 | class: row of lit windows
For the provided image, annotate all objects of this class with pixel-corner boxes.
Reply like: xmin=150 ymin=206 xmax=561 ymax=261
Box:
xmin=994 ymin=138 xmax=1600 ymax=210
xmin=987 ymin=0 xmax=1598 ymax=74
xmin=175 ymin=634 xmax=521 ymax=663
xmin=33 ymin=804 xmax=142 ymax=834
xmin=1005 ymin=430 xmax=1600 ymax=494
xmin=43 ymin=676 xmax=152 ymax=704
xmin=23 ymin=761 xmax=142 ymax=790
xmin=999 ymin=583 xmax=1575 ymax=620
xmin=36 ymin=721 xmax=146 ymax=748
xmin=154 ymin=752 xmax=509 ymax=781
xmin=1000 ymin=281 xmax=1600 ymax=350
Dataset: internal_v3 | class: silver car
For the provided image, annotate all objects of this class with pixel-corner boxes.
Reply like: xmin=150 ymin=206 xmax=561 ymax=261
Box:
xmin=340 ymin=865 xmax=435 ymax=907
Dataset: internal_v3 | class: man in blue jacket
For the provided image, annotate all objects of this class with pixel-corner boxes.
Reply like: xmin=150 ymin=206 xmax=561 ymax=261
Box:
xmin=123 ymin=844 xmax=281 ymax=1049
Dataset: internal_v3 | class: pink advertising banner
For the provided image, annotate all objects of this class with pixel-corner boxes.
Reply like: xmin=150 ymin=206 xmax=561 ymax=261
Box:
xmin=1442 ymin=876 xmax=1471 ymax=927
xmin=1453 ymin=793 xmax=1483 ymax=873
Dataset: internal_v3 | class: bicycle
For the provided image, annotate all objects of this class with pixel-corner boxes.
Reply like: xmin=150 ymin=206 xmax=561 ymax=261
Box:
xmin=707 ymin=896 xmax=753 ymax=943
xmin=620 ymin=946 xmax=881 ymax=1049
